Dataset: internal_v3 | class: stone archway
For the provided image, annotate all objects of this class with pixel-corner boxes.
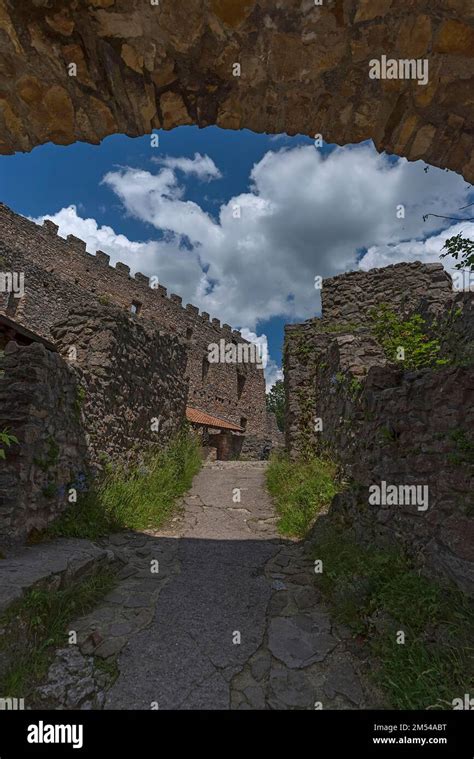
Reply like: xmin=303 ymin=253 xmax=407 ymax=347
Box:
xmin=0 ymin=0 xmax=473 ymax=179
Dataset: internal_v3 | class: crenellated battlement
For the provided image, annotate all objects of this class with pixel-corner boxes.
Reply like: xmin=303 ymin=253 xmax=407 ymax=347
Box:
xmin=0 ymin=202 xmax=249 ymax=345
xmin=0 ymin=201 xmax=264 ymax=442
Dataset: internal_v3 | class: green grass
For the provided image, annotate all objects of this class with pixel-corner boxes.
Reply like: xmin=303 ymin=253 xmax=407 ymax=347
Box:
xmin=45 ymin=429 xmax=202 ymax=540
xmin=312 ymin=524 xmax=474 ymax=709
xmin=0 ymin=567 xmax=116 ymax=699
xmin=266 ymin=453 xmax=340 ymax=537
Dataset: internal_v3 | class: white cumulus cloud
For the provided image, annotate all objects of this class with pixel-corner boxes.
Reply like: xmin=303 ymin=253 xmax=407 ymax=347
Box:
xmin=151 ymin=152 xmax=222 ymax=181
xmin=32 ymin=141 xmax=473 ymax=387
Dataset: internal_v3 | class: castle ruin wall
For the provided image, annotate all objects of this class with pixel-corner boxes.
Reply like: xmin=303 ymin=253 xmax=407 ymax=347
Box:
xmin=0 ymin=202 xmax=267 ymax=440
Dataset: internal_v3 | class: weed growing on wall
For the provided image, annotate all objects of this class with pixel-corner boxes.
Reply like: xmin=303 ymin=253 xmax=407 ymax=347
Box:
xmin=0 ymin=428 xmax=18 ymax=460
xmin=370 ymin=304 xmax=448 ymax=370
xmin=33 ymin=436 xmax=59 ymax=472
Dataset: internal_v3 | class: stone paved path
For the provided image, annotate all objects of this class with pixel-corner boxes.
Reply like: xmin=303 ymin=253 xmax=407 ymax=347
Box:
xmin=103 ymin=461 xmax=373 ymax=710
xmin=37 ymin=461 xmax=376 ymax=710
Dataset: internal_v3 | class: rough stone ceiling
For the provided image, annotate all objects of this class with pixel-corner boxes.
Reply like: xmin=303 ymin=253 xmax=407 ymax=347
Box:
xmin=0 ymin=0 xmax=473 ymax=180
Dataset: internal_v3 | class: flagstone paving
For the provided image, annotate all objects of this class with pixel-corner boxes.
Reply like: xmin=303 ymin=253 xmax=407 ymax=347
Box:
xmin=37 ymin=461 xmax=379 ymax=710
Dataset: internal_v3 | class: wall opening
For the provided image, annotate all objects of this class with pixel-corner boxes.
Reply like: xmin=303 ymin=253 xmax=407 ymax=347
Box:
xmin=237 ymin=371 xmax=246 ymax=400
xmin=202 ymin=356 xmax=210 ymax=383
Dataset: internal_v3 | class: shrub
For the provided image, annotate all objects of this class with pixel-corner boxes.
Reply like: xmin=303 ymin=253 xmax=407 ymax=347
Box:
xmin=0 ymin=428 xmax=18 ymax=460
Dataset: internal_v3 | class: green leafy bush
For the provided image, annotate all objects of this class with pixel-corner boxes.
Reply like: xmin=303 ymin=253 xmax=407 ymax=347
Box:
xmin=266 ymin=379 xmax=285 ymax=432
xmin=441 ymin=233 xmax=474 ymax=271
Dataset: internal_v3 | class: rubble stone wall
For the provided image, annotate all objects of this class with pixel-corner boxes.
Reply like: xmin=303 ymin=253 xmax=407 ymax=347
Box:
xmin=0 ymin=301 xmax=189 ymax=544
xmin=0 ymin=1 xmax=473 ymax=183
xmin=284 ymin=262 xmax=474 ymax=595
xmin=0 ymin=340 xmax=89 ymax=542
xmin=315 ymin=334 xmax=474 ymax=596
xmin=51 ymin=303 xmax=189 ymax=469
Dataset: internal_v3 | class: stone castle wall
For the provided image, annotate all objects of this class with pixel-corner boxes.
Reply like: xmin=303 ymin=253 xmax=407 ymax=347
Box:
xmin=0 ymin=300 xmax=188 ymax=544
xmin=0 ymin=339 xmax=89 ymax=542
xmin=285 ymin=262 xmax=455 ymax=456
xmin=51 ymin=304 xmax=188 ymax=469
xmin=313 ymin=331 xmax=474 ymax=596
xmin=321 ymin=262 xmax=453 ymax=325
xmin=284 ymin=262 xmax=474 ymax=595
xmin=0 ymin=202 xmax=267 ymax=438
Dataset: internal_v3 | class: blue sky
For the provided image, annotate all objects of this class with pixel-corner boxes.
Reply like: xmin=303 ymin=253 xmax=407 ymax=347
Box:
xmin=0 ymin=127 xmax=316 ymax=376
xmin=1 ymin=126 xmax=472 ymax=387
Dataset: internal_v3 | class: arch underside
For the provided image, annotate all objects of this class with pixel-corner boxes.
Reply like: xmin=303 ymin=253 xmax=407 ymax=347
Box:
xmin=0 ymin=0 xmax=473 ymax=180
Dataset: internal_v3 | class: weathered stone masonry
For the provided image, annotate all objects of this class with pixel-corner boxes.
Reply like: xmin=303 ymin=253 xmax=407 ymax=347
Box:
xmin=0 ymin=302 xmax=189 ymax=543
xmin=0 ymin=202 xmax=267 ymax=441
xmin=284 ymin=262 xmax=474 ymax=596
xmin=51 ymin=304 xmax=189 ymax=469
xmin=285 ymin=262 xmax=454 ymax=455
xmin=0 ymin=339 xmax=89 ymax=541
xmin=0 ymin=1 xmax=474 ymax=183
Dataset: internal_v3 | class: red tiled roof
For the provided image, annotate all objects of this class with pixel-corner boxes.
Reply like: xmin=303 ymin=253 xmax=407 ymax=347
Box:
xmin=186 ymin=406 xmax=244 ymax=432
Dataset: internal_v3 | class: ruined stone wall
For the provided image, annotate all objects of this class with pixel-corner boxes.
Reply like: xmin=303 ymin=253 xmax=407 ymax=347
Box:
xmin=0 ymin=300 xmax=189 ymax=543
xmin=0 ymin=339 xmax=89 ymax=543
xmin=0 ymin=202 xmax=267 ymax=439
xmin=284 ymin=321 xmax=333 ymax=457
xmin=285 ymin=262 xmax=455 ymax=455
xmin=438 ymin=290 xmax=474 ymax=366
xmin=284 ymin=262 xmax=474 ymax=595
xmin=0 ymin=1 xmax=473 ymax=183
xmin=266 ymin=412 xmax=284 ymax=449
xmin=322 ymin=262 xmax=453 ymax=325
xmin=240 ymin=412 xmax=285 ymax=460
xmin=313 ymin=333 xmax=474 ymax=596
xmin=51 ymin=304 xmax=189 ymax=469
